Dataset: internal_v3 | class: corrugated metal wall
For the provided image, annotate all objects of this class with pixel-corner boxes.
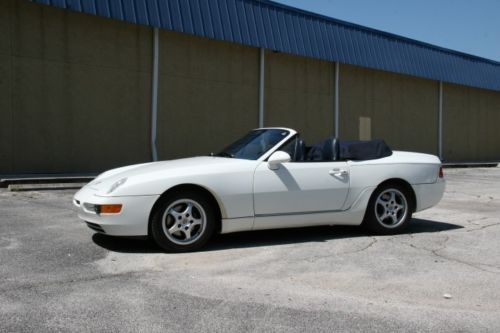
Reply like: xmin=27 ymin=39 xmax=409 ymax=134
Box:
xmin=340 ymin=64 xmax=439 ymax=155
xmin=264 ymin=51 xmax=334 ymax=144
xmin=0 ymin=1 xmax=11 ymax=172
xmin=156 ymin=30 xmax=259 ymax=159
xmin=0 ymin=0 xmax=152 ymax=173
xmin=443 ymin=84 xmax=500 ymax=162
xmin=29 ymin=0 xmax=500 ymax=93
xmin=1 ymin=1 xmax=500 ymax=175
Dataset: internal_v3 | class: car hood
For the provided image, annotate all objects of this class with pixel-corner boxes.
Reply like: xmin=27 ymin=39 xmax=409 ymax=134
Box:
xmin=85 ymin=156 xmax=255 ymax=195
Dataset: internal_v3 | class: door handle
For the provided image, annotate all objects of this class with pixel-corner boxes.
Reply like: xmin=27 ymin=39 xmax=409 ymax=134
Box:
xmin=329 ymin=169 xmax=348 ymax=177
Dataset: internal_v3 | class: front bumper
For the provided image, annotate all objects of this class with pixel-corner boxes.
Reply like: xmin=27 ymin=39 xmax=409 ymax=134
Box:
xmin=73 ymin=186 xmax=159 ymax=236
xmin=412 ymin=178 xmax=446 ymax=212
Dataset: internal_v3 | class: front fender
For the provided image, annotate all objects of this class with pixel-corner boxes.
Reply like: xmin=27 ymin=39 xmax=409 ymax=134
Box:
xmin=106 ymin=166 xmax=258 ymax=219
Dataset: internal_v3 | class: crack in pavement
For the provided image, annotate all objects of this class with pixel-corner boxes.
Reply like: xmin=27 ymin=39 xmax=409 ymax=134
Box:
xmin=297 ymin=236 xmax=383 ymax=263
xmin=337 ymin=236 xmax=379 ymax=255
xmin=0 ymin=270 xmax=155 ymax=294
xmin=466 ymin=222 xmax=500 ymax=233
xmin=394 ymin=235 xmax=500 ymax=274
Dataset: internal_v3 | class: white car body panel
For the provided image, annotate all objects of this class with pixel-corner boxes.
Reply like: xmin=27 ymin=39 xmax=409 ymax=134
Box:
xmin=73 ymin=128 xmax=445 ymax=237
xmin=85 ymin=157 xmax=257 ymax=218
xmin=74 ymin=186 xmax=158 ymax=236
xmin=253 ymin=161 xmax=350 ymax=215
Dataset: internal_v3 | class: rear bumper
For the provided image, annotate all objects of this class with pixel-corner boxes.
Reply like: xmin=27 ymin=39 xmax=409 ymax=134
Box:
xmin=412 ymin=179 xmax=446 ymax=212
xmin=73 ymin=186 xmax=159 ymax=236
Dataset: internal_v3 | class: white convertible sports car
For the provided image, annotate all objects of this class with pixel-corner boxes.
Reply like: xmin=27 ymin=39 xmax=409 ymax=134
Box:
xmin=74 ymin=128 xmax=445 ymax=252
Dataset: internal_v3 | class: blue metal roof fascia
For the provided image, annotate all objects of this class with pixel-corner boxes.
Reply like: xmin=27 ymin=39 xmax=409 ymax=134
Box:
xmin=30 ymin=0 xmax=500 ymax=92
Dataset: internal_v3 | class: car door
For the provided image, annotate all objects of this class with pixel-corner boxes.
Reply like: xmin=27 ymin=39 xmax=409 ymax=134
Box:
xmin=253 ymin=160 xmax=350 ymax=217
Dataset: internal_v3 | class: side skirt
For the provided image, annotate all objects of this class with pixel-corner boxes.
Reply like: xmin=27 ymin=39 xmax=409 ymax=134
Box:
xmin=220 ymin=209 xmax=366 ymax=234
xmin=219 ymin=187 xmax=374 ymax=234
xmin=252 ymin=209 xmax=365 ymax=231
xmin=220 ymin=216 xmax=254 ymax=234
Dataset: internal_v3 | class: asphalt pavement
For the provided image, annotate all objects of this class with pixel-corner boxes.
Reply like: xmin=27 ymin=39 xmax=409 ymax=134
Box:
xmin=1 ymin=167 xmax=499 ymax=332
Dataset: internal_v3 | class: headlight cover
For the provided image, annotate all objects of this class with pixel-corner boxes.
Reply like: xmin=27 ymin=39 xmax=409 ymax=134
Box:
xmin=108 ymin=178 xmax=127 ymax=194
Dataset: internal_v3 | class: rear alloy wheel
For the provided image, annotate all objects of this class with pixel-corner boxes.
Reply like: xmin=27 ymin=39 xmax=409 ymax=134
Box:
xmin=363 ymin=184 xmax=414 ymax=234
xmin=151 ymin=192 xmax=215 ymax=252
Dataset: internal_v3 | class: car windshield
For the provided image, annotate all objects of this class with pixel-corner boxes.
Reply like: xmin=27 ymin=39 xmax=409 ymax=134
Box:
xmin=216 ymin=129 xmax=290 ymax=160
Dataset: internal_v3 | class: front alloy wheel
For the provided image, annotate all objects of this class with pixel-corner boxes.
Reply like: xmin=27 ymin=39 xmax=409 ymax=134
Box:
xmin=151 ymin=192 xmax=215 ymax=252
xmin=162 ymin=199 xmax=207 ymax=245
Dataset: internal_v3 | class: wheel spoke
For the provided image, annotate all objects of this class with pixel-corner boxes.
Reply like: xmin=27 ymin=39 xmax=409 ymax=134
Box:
xmin=168 ymin=224 xmax=180 ymax=235
xmin=389 ymin=191 xmax=396 ymax=202
xmin=184 ymin=228 xmax=192 ymax=240
xmin=378 ymin=211 xmax=389 ymax=221
xmin=191 ymin=217 xmax=202 ymax=227
xmin=181 ymin=202 xmax=193 ymax=216
xmin=168 ymin=209 xmax=183 ymax=221
xmin=389 ymin=214 xmax=398 ymax=225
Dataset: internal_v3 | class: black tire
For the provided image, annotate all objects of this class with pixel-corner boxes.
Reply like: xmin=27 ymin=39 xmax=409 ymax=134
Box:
xmin=362 ymin=183 xmax=414 ymax=235
xmin=151 ymin=191 xmax=216 ymax=252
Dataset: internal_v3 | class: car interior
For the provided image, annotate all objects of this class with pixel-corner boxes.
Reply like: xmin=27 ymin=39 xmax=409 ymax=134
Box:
xmin=278 ymin=135 xmax=393 ymax=162
xmin=279 ymin=136 xmax=341 ymax=162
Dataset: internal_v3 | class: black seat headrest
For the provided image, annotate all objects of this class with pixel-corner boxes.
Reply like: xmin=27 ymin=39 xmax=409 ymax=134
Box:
xmin=295 ymin=139 xmax=306 ymax=161
xmin=321 ymin=137 xmax=339 ymax=161
xmin=320 ymin=138 xmax=333 ymax=161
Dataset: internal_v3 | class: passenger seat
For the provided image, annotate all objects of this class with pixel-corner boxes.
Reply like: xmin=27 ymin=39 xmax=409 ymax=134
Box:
xmin=306 ymin=137 xmax=339 ymax=161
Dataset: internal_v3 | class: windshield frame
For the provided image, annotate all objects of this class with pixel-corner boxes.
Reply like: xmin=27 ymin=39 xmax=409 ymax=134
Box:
xmin=216 ymin=128 xmax=297 ymax=161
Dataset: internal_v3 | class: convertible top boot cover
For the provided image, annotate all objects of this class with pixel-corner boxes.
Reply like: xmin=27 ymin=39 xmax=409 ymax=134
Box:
xmin=339 ymin=139 xmax=393 ymax=160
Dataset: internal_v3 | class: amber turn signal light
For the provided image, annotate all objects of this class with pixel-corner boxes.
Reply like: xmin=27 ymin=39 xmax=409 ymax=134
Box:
xmin=98 ymin=204 xmax=123 ymax=214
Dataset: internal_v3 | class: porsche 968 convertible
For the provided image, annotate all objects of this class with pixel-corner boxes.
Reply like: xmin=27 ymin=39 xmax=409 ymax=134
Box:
xmin=74 ymin=128 xmax=445 ymax=252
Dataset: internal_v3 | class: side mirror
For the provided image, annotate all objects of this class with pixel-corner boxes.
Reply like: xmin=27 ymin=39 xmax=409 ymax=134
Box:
xmin=268 ymin=151 xmax=291 ymax=170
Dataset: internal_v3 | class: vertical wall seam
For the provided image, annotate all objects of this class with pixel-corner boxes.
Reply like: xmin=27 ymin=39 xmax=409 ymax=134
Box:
xmin=438 ymin=81 xmax=443 ymax=160
xmin=9 ymin=0 xmax=15 ymax=173
xmin=150 ymin=27 xmax=159 ymax=161
xmin=258 ymin=47 xmax=265 ymax=128
xmin=334 ymin=61 xmax=339 ymax=137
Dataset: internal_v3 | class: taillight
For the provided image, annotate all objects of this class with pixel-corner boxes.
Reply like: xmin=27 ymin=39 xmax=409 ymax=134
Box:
xmin=438 ymin=166 xmax=444 ymax=178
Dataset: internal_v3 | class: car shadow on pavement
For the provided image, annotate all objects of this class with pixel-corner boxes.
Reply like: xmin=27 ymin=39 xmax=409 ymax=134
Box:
xmin=206 ymin=219 xmax=463 ymax=251
xmin=91 ymin=218 xmax=463 ymax=254
xmin=92 ymin=234 xmax=160 ymax=253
